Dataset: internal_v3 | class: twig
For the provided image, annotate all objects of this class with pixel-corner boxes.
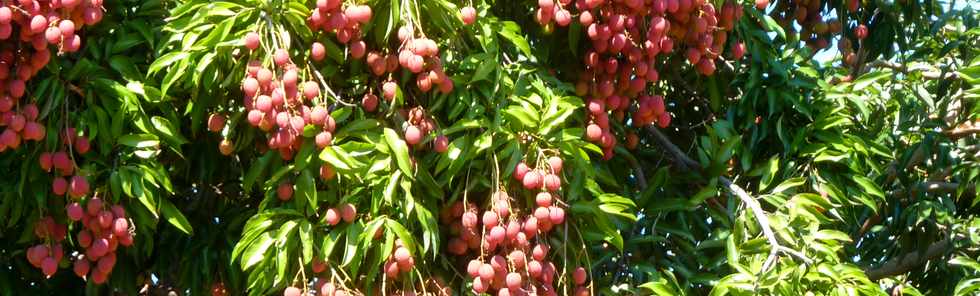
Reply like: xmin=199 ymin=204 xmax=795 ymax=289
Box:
xmin=618 ymin=147 xmax=648 ymax=190
xmin=719 ymin=176 xmax=783 ymax=272
xmin=306 ymin=60 xmax=356 ymax=107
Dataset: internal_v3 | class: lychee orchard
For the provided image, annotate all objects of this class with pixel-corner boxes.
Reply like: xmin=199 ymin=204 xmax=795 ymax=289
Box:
xmin=0 ymin=0 xmax=972 ymax=295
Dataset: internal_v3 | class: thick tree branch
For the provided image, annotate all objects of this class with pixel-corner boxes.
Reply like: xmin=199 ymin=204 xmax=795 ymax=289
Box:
xmin=865 ymin=239 xmax=952 ymax=281
xmin=866 ymin=60 xmax=958 ymax=80
xmin=646 ymin=126 xmax=699 ymax=171
xmin=945 ymin=120 xmax=980 ymax=140
xmin=619 ymin=149 xmax=648 ymax=190
xmin=891 ymin=181 xmax=976 ymax=200
xmin=645 ymin=126 xmax=810 ymax=272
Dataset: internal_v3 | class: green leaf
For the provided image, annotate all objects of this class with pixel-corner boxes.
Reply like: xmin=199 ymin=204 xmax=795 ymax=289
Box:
xmin=851 ymin=71 xmax=891 ymax=91
xmin=242 ymin=233 xmax=274 ymax=270
xmin=497 ymin=21 xmax=534 ymax=60
xmin=160 ymin=198 xmax=193 ymax=235
xmin=319 ymin=146 xmax=353 ymax=171
xmin=244 ymin=152 xmax=275 ymax=194
xmin=852 ymin=176 xmax=884 ymax=199
xmin=296 ymin=169 xmax=317 ymax=214
xmin=503 ymin=105 xmax=537 ymax=129
xmin=814 ymin=229 xmax=852 ymax=243
xmin=385 ymin=218 xmax=418 ymax=256
xmin=148 ymin=51 xmax=190 ymax=75
xmin=771 ymin=177 xmax=805 ymax=195
xmin=118 ymin=134 xmax=160 ymax=148
xmin=382 ymin=128 xmax=413 ymax=178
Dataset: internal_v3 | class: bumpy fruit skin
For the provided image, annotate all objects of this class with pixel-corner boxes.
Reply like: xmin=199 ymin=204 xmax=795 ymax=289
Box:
xmin=573 ymin=266 xmax=588 ymax=285
xmin=283 ymin=287 xmax=301 ymax=296
xmin=245 ymin=32 xmax=260 ymax=50
xmin=433 ymin=135 xmax=449 ymax=152
xmin=320 ymin=283 xmax=336 ymax=296
xmin=404 ymin=125 xmax=422 ymax=145
xmin=732 ymin=42 xmax=746 ymax=60
xmin=52 ymin=177 xmax=68 ymax=195
xmin=325 ymin=208 xmax=341 ymax=225
xmin=311 ymin=42 xmax=326 ymax=61
xmin=69 ymin=176 xmax=89 ymax=199
xmin=855 ymin=24 xmax=868 ymax=40
xmin=73 ymin=259 xmax=89 ymax=278
xmin=382 ymin=81 xmax=397 ymax=101
xmin=461 ymin=6 xmax=477 ymax=25
xmin=277 ymin=182 xmax=294 ymax=201
xmin=514 ymin=162 xmax=529 ymax=181
xmin=522 ymin=170 xmax=543 ymax=190
xmin=340 ymin=203 xmax=357 ymax=222
xmin=320 ymin=164 xmax=336 ymax=181
xmin=542 ymin=173 xmax=560 ymax=191
xmin=67 ymin=203 xmax=84 ymax=221
xmin=75 ymin=136 xmax=91 ymax=154
xmin=219 ymin=139 xmax=234 ymax=155
xmin=41 ymin=257 xmax=57 ymax=277
xmin=547 ymin=156 xmax=563 ymax=174
xmin=362 ymin=93 xmax=379 ymax=112
xmin=585 ymin=124 xmax=602 ymax=141
xmin=208 ymin=114 xmax=226 ymax=132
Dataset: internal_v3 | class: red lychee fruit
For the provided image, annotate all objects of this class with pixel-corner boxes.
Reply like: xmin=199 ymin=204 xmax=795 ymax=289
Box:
xmin=277 ymin=182 xmax=294 ymax=201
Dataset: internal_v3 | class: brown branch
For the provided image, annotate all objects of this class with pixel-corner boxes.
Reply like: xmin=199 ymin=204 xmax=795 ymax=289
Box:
xmin=945 ymin=120 xmax=980 ymax=140
xmin=644 ymin=126 xmax=812 ymax=271
xmin=852 ymin=213 xmax=881 ymax=241
xmin=865 ymin=238 xmax=953 ymax=281
xmin=646 ymin=126 xmax=699 ymax=171
xmin=866 ymin=60 xmax=958 ymax=80
xmin=892 ymin=181 xmax=976 ymax=199
xmin=623 ymin=152 xmax=648 ymax=190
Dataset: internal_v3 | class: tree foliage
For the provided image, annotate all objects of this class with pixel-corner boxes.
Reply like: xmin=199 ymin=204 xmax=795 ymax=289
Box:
xmin=0 ymin=0 xmax=978 ymax=295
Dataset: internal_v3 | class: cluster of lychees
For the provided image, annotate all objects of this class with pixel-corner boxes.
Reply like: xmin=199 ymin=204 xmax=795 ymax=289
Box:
xmin=393 ymin=27 xmax=454 ymax=94
xmin=304 ymin=2 xmax=458 ymax=151
xmin=382 ymin=240 xmax=416 ymax=280
xmin=25 ymin=217 xmax=67 ymax=278
xmin=399 ymin=106 xmax=448 ymax=151
xmin=0 ymin=102 xmax=43 ymax=151
xmin=27 ymin=197 xmax=134 ymax=284
xmin=762 ymin=0 xmax=845 ymax=52
xmin=306 ymin=0 xmax=372 ymax=48
xmin=236 ymin=33 xmax=326 ymax=161
xmin=437 ymin=156 xmax=588 ymax=295
xmin=224 ymin=30 xmax=340 ymax=189
xmin=280 ymin=258 xmax=354 ymax=296
xmin=755 ymin=0 xmax=869 ymax=67
xmin=528 ymin=0 xmax=750 ymax=159
xmin=67 ymin=198 xmax=134 ymax=284
xmin=41 ymin=128 xmax=91 ymax=198
xmin=0 ymin=1 xmax=104 ymax=151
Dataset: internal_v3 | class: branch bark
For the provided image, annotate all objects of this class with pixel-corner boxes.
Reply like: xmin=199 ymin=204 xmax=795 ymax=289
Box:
xmin=945 ymin=120 xmax=980 ymax=140
xmin=866 ymin=60 xmax=958 ymax=80
xmin=644 ymin=126 xmax=809 ymax=271
xmin=645 ymin=127 xmax=967 ymax=281
xmin=865 ymin=239 xmax=952 ymax=281
xmin=621 ymin=149 xmax=648 ymax=190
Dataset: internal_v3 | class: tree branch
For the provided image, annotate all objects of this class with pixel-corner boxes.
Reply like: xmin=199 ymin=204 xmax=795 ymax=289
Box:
xmin=719 ymin=175 xmax=786 ymax=271
xmin=866 ymin=60 xmax=958 ymax=80
xmin=865 ymin=238 xmax=952 ymax=281
xmin=645 ymin=126 xmax=809 ymax=272
xmin=945 ymin=120 xmax=980 ymax=140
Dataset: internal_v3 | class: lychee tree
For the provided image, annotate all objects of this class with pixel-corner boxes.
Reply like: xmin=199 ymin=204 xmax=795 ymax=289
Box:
xmin=0 ymin=0 xmax=979 ymax=295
